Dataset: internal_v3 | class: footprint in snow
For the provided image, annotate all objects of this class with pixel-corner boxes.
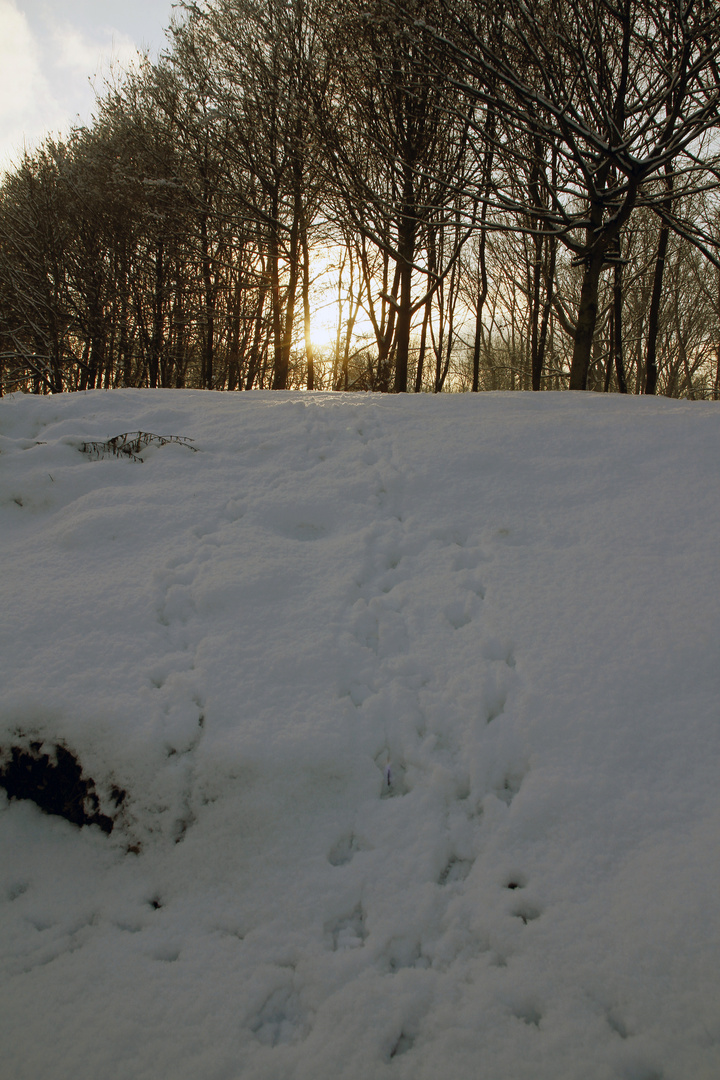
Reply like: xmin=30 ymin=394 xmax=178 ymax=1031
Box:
xmin=376 ymin=756 xmax=409 ymax=798
xmin=481 ymin=636 xmax=516 ymax=668
xmin=496 ymin=769 xmax=527 ymax=806
xmin=250 ymin=985 xmax=307 ymax=1046
xmin=451 ymin=546 xmax=486 ymax=572
xmin=485 ymin=689 xmax=507 ymax=724
xmin=438 ymin=856 xmax=474 ymax=886
xmin=511 ymin=900 xmax=542 ymax=925
xmin=328 ymin=832 xmax=368 ymax=867
xmin=444 ymin=598 xmax=475 ymax=630
xmin=389 ymin=1032 xmax=415 ymax=1058
xmin=326 ymin=904 xmax=367 ymax=951
xmin=512 ymin=1002 xmax=543 ymax=1027
xmin=606 ymin=1009 xmax=632 ymax=1039
xmin=6 ymin=882 xmax=30 ymax=902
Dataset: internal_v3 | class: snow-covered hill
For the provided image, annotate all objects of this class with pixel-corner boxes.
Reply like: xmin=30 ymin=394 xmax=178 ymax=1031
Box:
xmin=1 ymin=389 xmax=718 ymax=1080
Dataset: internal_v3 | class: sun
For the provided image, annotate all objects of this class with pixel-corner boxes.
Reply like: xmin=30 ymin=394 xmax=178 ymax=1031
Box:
xmin=309 ymin=301 xmax=341 ymax=352
xmin=305 ymin=245 xmax=377 ymax=357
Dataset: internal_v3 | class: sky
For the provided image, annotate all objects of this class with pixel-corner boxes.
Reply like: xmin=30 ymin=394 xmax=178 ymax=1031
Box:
xmin=0 ymin=0 xmax=175 ymax=171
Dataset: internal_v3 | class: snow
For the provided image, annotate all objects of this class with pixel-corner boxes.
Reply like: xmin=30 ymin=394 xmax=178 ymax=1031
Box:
xmin=0 ymin=388 xmax=718 ymax=1080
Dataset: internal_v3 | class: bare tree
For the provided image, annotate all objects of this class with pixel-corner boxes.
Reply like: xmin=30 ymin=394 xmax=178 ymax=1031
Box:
xmin=419 ymin=0 xmax=720 ymax=388
xmin=316 ymin=0 xmax=476 ymax=391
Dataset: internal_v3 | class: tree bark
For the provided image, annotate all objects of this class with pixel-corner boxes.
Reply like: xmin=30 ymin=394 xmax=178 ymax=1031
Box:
xmin=393 ymin=170 xmax=416 ymax=394
xmin=300 ymin=208 xmax=314 ymax=391
xmin=613 ymin=260 xmax=628 ymax=393
xmin=569 ymin=250 xmax=605 ymax=389
xmin=645 ymin=172 xmax=672 ymax=396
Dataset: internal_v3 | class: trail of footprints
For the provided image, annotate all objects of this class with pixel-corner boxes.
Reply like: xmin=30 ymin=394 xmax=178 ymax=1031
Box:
xmin=0 ymin=404 xmax=647 ymax=1071
xmin=138 ymin=400 xmax=341 ymax=849
xmin=145 ymin=497 xmax=246 ymax=842
xmin=235 ymin=405 xmax=553 ymax=1056
xmin=319 ymin=408 xmax=547 ymax=1055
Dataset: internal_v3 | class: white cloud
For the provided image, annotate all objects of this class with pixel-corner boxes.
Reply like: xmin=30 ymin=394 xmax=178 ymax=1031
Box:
xmin=51 ymin=23 xmax=140 ymax=78
xmin=0 ymin=1 xmax=150 ymax=172
xmin=0 ymin=0 xmax=66 ymax=168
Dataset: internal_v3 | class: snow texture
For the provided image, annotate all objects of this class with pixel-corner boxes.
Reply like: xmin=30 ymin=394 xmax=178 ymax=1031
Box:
xmin=0 ymin=388 xmax=719 ymax=1080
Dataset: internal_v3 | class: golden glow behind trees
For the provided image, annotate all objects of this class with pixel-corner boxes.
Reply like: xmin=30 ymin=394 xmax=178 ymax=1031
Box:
xmin=0 ymin=0 xmax=719 ymax=397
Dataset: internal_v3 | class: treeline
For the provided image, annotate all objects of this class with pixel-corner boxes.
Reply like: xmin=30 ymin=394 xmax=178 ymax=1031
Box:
xmin=2 ymin=0 xmax=720 ymax=397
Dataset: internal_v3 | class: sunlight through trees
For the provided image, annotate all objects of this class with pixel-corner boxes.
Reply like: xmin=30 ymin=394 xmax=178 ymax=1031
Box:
xmin=1 ymin=0 xmax=719 ymax=396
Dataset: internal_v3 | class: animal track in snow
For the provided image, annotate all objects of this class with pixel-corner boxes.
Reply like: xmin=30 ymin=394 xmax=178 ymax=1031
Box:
xmin=352 ymin=605 xmax=380 ymax=655
xmin=385 ymin=937 xmax=429 ymax=973
xmin=290 ymin=521 xmax=328 ymax=541
xmin=606 ymin=1009 xmax=631 ymax=1039
xmin=376 ymin=753 xmax=409 ymax=798
xmin=623 ymin=1068 xmax=663 ymax=1080
xmin=145 ymin=513 xmax=231 ymax=840
xmin=326 ymin=904 xmax=368 ymax=951
xmin=511 ymin=900 xmax=542 ymax=925
xmin=300 ymin=403 xmax=341 ymax=465
xmin=26 ymin=916 xmax=54 ymax=932
xmin=328 ymin=833 xmax=368 ymax=867
xmin=443 ymin=597 xmax=476 ymax=630
xmin=481 ymin=636 xmax=516 ymax=668
xmin=192 ymin=499 xmax=246 ymax=541
xmin=495 ymin=769 xmax=527 ymax=806
xmin=114 ymin=920 xmax=143 ymax=934
xmin=336 ymin=424 xmax=527 ymax=995
xmin=451 ymin=546 xmax=487 ymax=572
xmin=512 ymin=1002 xmax=543 ymax=1027
xmin=389 ymin=1031 xmax=415 ymax=1059
xmin=250 ymin=985 xmax=307 ymax=1047
xmin=485 ymin=689 xmax=508 ymax=724
xmin=6 ymin=882 xmax=29 ymax=902
xmin=438 ymin=856 xmax=474 ymax=886
xmin=152 ymin=945 xmax=181 ymax=963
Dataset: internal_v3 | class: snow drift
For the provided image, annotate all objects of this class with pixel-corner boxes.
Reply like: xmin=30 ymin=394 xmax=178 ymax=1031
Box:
xmin=0 ymin=388 xmax=718 ymax=1080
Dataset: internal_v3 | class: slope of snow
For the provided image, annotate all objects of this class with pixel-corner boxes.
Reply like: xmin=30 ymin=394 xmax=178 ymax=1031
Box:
xmin=0 ymin=388 xmax=718 ymax=1080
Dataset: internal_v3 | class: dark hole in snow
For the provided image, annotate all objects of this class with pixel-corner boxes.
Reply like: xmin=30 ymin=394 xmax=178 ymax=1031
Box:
xmin=0 ymin=743 xmax=117 ymax=833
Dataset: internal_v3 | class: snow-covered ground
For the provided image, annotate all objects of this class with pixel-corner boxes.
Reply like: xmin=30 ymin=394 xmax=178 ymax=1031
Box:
xmin=0 ymin=388 xmax=718 ymax=1080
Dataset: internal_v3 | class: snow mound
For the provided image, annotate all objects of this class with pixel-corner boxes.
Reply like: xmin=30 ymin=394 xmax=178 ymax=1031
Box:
xmin=0 ymin=389 xmax=718 ymax=1079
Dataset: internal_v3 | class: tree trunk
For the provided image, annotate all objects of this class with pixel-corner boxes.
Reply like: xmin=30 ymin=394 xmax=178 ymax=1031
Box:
xmin=393 ymin=170 xmax=416 ymax=394
xmin=200 ymin=213 xmax=215 ymax=391
xmin=470 ymin=230 xmax=488 ymax=393
xmin=415 ymin=295 xmax=431 ymax=392
xmin=645 ymin=221 xmax=670 ymax=396
xmin=569 ymin=250 xmax=605 ymax=390
xmin=269 ymin=199 xmax=286 ymax=390
xmin=393 ymin=247 xmax=413 ymax=393
xmin=226 ymin=278 xmax=242 ymax=392
xmin=613 ymin=260 xmax=628 ymax=393
xmin=300 ymin=210 xmax=314 ymax=391
xmin=149 ymin=242 xmax=164 ymax=390
xmin=536 ymin=233 xmax=556 ymax=391
xmin=246 ymin=275 xmax=270 ymax=390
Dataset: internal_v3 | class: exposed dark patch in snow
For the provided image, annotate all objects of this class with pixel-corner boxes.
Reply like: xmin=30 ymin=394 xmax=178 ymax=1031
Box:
xmin=0 ymin=742 xmax=117 ymax=833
